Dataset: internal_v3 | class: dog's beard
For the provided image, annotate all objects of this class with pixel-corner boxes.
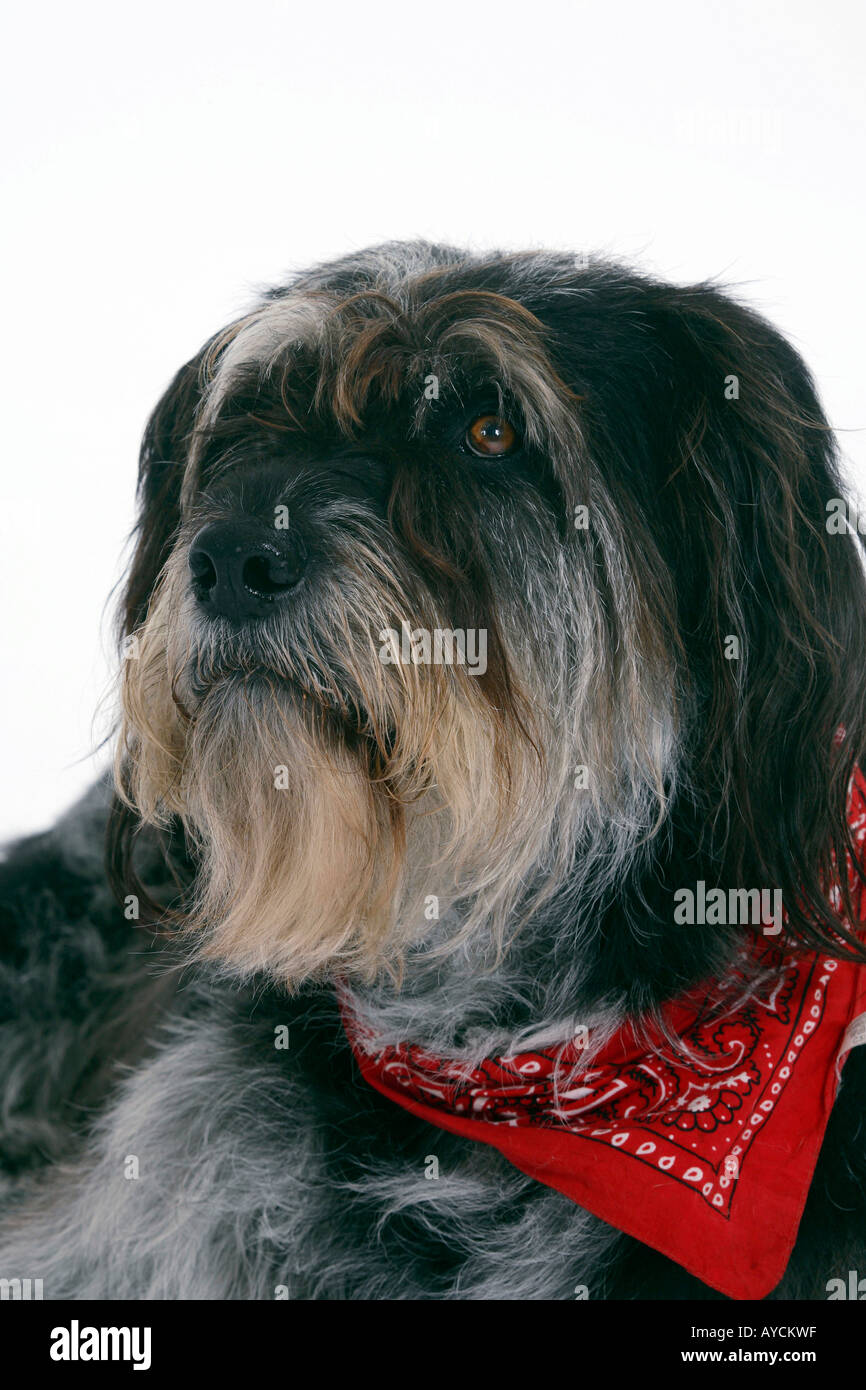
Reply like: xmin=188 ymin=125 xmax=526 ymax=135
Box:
xmin=116 ymin=536 xmax=561 ymax=983
xmin=117 ymin=502 xmax=680 ymax=985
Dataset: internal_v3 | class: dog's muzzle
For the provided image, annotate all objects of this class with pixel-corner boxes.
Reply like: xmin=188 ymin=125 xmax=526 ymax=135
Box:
xmin=188 ymin=519 xmax=308 ymax=622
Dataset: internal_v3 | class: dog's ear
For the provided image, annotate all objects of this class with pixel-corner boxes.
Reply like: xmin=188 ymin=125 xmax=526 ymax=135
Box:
xmin=111 ymin=348 xmax=211 ymax=916
xmin=652 ymin=285 xmax=866 ymax=958
xmin=119 ymin=351 xmax=208 ymax=638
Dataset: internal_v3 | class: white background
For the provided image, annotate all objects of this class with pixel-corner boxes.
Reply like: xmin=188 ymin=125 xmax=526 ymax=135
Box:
xmin=2 ymin=0 xmax=865 ymax=840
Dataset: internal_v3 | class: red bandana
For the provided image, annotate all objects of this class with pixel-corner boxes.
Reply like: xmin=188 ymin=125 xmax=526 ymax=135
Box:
xmin=341 ymin=769 xmax=866 ymax=1300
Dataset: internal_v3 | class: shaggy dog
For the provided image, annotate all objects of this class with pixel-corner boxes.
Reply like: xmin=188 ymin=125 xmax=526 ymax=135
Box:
xmin=1 ymin=241 xmax=866 ymax=1300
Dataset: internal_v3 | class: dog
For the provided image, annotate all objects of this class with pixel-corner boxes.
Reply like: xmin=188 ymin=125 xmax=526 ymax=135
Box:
xmin=2 ymin=240 xmax=866 ymax=1301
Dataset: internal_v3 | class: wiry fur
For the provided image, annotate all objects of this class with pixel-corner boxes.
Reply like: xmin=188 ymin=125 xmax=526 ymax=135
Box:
xmin=3 ymin=241 xmax=866 ymax=1299
xmin=117 ymin=267 xmax=678 ymax=992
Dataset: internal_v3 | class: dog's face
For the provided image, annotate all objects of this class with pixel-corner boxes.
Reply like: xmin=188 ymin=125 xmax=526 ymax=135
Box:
xmin=114 ymin=243 xmax=866 ymax=993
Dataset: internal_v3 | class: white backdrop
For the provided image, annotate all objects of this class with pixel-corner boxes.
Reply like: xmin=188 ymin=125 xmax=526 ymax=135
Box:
xmin=2 ymin=0 xmax=865 ymax=840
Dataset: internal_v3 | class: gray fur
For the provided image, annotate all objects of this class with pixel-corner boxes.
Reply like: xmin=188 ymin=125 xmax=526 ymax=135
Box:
xmin=0 ymin=787 xmax=622 ymax=1299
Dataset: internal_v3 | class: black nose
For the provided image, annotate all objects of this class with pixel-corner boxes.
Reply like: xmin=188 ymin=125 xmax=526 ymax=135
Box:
xmin=188 ymin=520 xmax=307 ymax=621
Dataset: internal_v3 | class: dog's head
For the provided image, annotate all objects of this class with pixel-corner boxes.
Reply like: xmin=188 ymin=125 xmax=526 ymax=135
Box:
xmin=112 ymin=242 xmax=866 ymax=993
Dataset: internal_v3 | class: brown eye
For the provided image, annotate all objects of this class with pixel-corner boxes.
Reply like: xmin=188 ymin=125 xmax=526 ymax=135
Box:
xmin=465 ymin=414 xmax=519 ymax=457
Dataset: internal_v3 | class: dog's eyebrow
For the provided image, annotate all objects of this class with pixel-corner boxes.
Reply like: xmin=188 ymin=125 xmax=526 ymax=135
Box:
xmin=184 ymin=294 xmax=333 ymax=504
xmin=407 ymin=380 xmax=514 ymax=441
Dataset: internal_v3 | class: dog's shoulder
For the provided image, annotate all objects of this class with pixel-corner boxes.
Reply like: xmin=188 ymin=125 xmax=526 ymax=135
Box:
xmin=0 ymin=777 xmax=176 ymax=1013
xmin=0 ymin=780 xmax=180 ymax=1173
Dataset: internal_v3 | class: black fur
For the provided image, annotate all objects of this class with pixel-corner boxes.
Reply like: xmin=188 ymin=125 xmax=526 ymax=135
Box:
xmin=2 ymin=242 xmax=866 ymax=1299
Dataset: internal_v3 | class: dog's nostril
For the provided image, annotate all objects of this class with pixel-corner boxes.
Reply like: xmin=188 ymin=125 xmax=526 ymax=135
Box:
xmin=242 ymin=553 xmax=303 ymax=598
xmin=188 ymin=549 xmax=218 ymax=594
